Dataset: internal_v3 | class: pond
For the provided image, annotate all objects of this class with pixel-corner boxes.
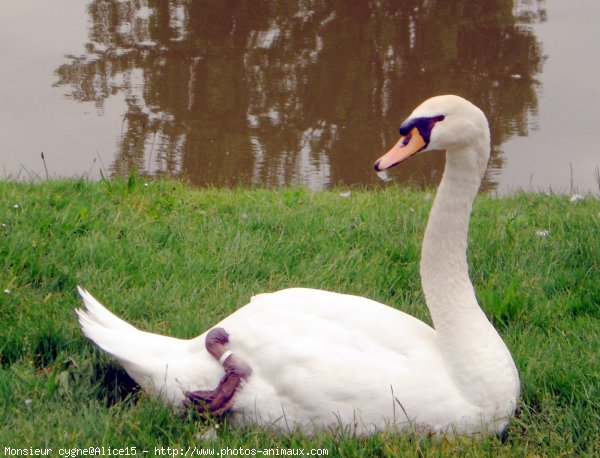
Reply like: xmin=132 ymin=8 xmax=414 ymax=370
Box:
xmin=1 ymin=0 xmax=599 ymax=194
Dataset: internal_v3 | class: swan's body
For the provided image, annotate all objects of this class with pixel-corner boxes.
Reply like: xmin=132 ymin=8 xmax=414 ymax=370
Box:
xmin=77 ymin=95 xmax=519 ymax=436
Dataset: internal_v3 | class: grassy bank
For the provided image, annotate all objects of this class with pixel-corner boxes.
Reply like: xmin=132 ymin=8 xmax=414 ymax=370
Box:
xmin=0 ymin=178 xmax=598 ymax=456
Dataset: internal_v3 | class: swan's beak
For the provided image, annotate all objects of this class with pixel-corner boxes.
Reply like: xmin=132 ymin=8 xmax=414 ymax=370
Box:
xmin=374 ymin=128 xmax=427 ymax=172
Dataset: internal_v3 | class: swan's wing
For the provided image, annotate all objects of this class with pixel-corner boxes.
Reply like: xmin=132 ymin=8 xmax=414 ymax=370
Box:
xmin=228 ymin=288 xmax=436 ymax=357
xmin=214 ymin=289 xmax=455 ymax=431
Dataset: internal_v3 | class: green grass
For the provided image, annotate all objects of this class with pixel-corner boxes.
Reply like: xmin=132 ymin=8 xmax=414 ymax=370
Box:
xmin=0 ymin=178 xmax=598 ymax=456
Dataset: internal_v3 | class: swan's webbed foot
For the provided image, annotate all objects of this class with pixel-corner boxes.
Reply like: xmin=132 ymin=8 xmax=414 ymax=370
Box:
xmin=185 ymin=327 xmax=252 ymax=417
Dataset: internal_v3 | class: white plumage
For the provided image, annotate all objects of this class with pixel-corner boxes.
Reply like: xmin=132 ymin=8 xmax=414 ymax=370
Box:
xmin=77 ymin=95 xmax=520 ymax=436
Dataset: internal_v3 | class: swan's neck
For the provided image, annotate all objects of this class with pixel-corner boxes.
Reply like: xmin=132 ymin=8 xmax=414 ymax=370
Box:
xmin=420 ymin=143 xmax=519 ymax=408
xmin=420 ymin=145 xmax=485 ymax=332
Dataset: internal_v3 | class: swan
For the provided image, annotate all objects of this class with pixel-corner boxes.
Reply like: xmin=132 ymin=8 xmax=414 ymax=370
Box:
xmin=76 ymin=95 xmax=520 ymax=436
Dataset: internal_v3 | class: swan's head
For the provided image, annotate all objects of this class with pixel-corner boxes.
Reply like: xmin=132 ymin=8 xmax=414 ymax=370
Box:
xmin=374 ymin=95 xmax=490 ymax=172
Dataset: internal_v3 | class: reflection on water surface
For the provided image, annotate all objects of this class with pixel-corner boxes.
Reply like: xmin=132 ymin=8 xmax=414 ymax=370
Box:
xmin=2 ymin=1 xmax=598 ymax=193
xmin=53 ymin=0 xmax=545 ymax=190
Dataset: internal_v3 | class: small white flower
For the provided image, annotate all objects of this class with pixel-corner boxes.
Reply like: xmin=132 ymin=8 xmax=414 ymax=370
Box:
xmin=144 ymin=182 xmax=149 ymax=188
xmin=3 ymin=289 xmax=10 ymax=294
xmin=339 ymin=191 xmax=352 ymax=198
xmin=24 ymin=399 xmax=32 ymax=406
xmin=13 ymin=204 xmax=19 ymax=209
xmin=536 ymin=229 xmax=550 ymax=238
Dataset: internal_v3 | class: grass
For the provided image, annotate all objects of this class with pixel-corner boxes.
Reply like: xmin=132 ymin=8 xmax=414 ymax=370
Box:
xmin=0 ymin=177 xmax=598 ymax=456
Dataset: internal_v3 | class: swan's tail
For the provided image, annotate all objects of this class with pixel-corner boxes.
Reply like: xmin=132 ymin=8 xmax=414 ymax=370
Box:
xmin=76 ymin=286 xmax=137 ymax=333
xmin=75 ymin=286 xmax=198 ymax=398
xmin=75 ymin=285 xmax=152 ymax=368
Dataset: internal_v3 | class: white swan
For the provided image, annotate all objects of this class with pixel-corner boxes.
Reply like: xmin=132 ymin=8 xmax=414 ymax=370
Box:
xmin=76 ymin=95 xmax=519 ymax=436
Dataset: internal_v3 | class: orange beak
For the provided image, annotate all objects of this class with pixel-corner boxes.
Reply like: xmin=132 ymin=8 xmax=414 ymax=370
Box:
xmin=374 ymin=128 xmax=427 ymax=172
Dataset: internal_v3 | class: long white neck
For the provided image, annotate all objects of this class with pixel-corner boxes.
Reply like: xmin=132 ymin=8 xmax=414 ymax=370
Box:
xmin=420 ymin=144 xmax=486 ymax=333
xmin=420 ymin=141 xmax=519 ymax=410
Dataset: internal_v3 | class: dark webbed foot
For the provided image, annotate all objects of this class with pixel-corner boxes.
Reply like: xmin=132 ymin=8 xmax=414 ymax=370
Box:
xmin=185 ymin=327 xmax=252 ymax=416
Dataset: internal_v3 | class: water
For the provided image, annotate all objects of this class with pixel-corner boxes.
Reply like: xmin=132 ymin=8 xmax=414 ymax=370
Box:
xmin=1 ymin=0 xmax=599 ymax=194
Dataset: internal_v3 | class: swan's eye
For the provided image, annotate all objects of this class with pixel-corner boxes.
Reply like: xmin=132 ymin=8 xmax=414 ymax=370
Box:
xmin=399 ymin=115 xmax=446 ymax=144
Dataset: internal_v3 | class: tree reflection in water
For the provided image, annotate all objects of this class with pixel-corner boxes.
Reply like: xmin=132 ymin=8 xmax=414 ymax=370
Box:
xmin=55 ymin=0 xmax=546 ymax=190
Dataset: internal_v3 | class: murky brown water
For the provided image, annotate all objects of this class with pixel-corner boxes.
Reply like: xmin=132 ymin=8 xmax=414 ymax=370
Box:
xmin=1 ymin=0 xmax=599 ymax=193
